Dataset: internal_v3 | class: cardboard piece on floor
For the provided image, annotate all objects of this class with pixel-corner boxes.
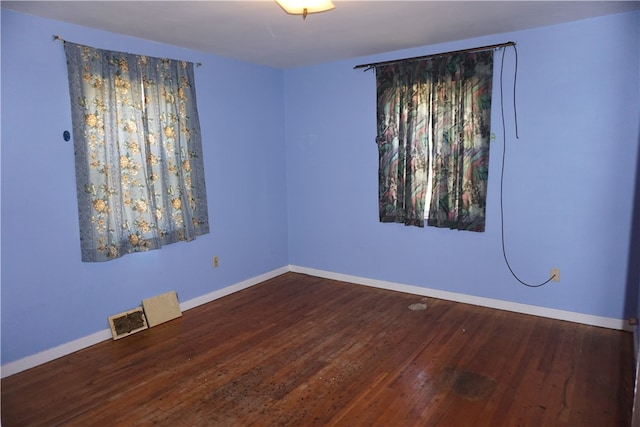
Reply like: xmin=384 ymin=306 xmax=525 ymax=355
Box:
xmin=142 ymin=291 xmax=182 ymax=327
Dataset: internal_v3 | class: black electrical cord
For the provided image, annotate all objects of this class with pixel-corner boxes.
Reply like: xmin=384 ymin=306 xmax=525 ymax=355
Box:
xmin=499 ymin=44 xmax=554 ymax=288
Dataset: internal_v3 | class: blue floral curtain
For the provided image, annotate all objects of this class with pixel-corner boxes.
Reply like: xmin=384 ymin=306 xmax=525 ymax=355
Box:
xmin=376 ymin=51 xmax=494 ymax=231
xmin=65 ymin=42 xmax=209 ymax=262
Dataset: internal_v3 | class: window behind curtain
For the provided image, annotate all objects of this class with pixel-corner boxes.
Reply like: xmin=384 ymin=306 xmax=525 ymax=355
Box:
xmin=376 ymin=51 xmax=494 ymax=232
xmin=65 ymin=42 xmax=209 ymax=262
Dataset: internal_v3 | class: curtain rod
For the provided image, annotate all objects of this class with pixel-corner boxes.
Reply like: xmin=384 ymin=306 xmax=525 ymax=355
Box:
xmin=52 ymin=34 xmax=203 ymax=67
xmin=353 ymin=41 xmax=516 ymax=71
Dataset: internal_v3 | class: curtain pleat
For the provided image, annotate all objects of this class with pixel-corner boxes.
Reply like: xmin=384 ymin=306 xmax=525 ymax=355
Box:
xmin=376 ymin=51 xmax=493 ymax=231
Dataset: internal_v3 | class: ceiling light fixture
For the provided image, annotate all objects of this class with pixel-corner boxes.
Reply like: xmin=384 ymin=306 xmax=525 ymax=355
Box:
xmin=275 ymin=0 xmax=335 ymax=20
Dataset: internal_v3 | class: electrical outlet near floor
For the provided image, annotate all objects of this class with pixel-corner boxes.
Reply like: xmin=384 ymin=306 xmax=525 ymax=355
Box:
xmin=550 ymin=268 xmax=560 ymax=282
xmin=213 ymin=256 xmax=219 ymax=268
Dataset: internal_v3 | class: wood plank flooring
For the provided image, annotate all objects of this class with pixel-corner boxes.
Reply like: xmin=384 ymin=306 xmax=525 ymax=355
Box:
xmin=1 ymin=272 xmax=634 ymax=426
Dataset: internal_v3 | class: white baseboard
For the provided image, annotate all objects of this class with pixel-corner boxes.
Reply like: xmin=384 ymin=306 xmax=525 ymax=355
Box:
xmin=1 ymin=266 xmax=289 ymax=379
xmin=179 ymin=266 xmax=290 ymax=311
xmin=290 ymin=265 xmax=632 ymax=332
xmin=2 ymin=264 xmax=629 ymax=379
xmin=1 ymin=329 xmax=113 ymax=379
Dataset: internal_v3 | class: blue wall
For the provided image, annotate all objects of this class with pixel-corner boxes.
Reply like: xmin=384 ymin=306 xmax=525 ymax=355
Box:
xmin=2 ymin=8 xmax=639 ymax=367
xmin=1 ymin=9 xmax=288 ymax=364
xmin=285 ymin=11 xmax=639 ymax=318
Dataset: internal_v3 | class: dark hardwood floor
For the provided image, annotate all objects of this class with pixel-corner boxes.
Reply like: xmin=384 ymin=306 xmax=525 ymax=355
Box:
xmin=1 ymin=272 xmax=634 ymax=426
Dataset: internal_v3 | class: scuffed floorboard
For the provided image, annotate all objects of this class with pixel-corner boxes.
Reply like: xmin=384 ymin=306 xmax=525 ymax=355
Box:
xmin=1 ymin=272 xmax=634 ymax=426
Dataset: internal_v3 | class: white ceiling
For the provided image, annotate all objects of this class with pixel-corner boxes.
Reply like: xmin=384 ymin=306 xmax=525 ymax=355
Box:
xmin=3 ymin=1 xmax=639 ymax=69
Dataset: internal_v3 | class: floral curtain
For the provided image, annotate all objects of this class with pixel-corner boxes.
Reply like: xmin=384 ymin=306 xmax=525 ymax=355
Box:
xmin=376 ymin=51 xmax=494 ymax=231
xmin=65 ymin=42 xmax=209 ymax=262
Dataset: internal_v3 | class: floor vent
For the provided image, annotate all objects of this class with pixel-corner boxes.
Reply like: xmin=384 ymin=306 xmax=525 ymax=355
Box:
xmin=108 ymin=307 xmax=148 ymax=340
xmin=107 ymin=291 xmax=181 ymax=340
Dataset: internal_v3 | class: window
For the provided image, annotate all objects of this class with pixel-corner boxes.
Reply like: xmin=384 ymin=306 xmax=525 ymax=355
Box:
xmin=375 ymin=51 xmax=494 ymax=231
xmin=64 ymin=42 xmax=209 ymax=262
